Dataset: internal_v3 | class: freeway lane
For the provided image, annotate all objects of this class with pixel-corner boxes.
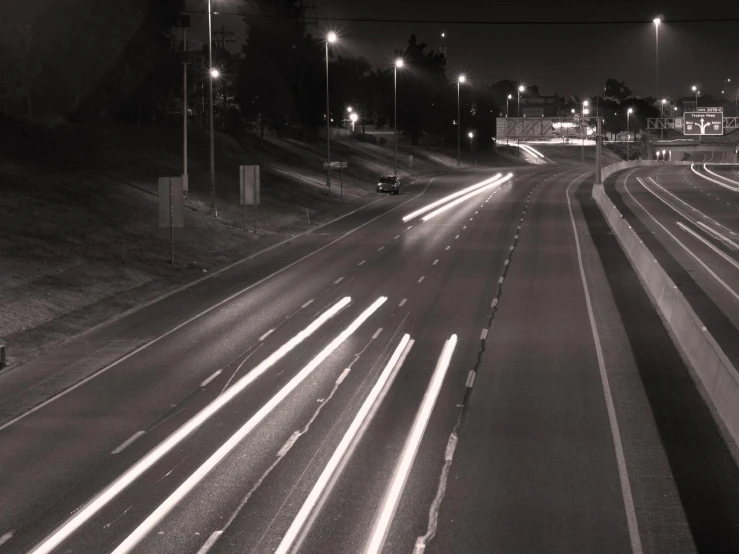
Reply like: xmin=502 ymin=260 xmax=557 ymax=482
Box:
xmin=0 ymin=166 xmax=544 ymax=552
xmin=605 ymin=164 xmax=739 ymax=360
xmin=4 ymin=162 xmax=739 ymax=554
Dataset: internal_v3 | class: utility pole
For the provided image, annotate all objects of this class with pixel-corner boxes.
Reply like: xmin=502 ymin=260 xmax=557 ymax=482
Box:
xmin=180 ymin=17 xmax=190 ymax=197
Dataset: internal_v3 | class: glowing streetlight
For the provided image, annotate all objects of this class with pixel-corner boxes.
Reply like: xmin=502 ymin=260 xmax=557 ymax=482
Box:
xmin=347 ymin=106 xmax=353 ymax=113
xmin=653 ymin=16 xmax=662 ymax=96
xmin=519 ymin=85 xmax=525 ymax=116
xmin=456 ymin=75 xmax=467 ymax=166
xmin=209 ymin=68 xmax=220 ymax=78
xmin=627 ymin=107 xmax=634 ymax=160
xmin=506 ymin=94 xmax=512 ymax=117
xmin=206 ymin=0 xmax=217 ymax=214
xmin=325 ymin=32 xmax=338 ymax=194
xmin=393 ymin=58 xmax=404 ymax=175
xmin=468 ymin=131 xmax=474 ymax=139
xmin=692 ymin=85 xmax=700 ymax=108
xmin=349 ymin=112 xmax=358 ymax=131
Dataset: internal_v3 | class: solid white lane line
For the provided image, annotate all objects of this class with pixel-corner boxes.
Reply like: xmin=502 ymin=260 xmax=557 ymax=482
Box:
xmin=258 ymin=328 xmax=275 ymax=341
xmin=358 ymin=260 xmax=366 ymax=266
xmin=407 ymin=226 xmax=413 ymax=230
xmin=394 ymin=235 xmax=400 ymax=240
xmin=646 ymin=177 xmax=736 ymax=237
xmin=480 ymin=329 xmax=488 ymax=340
xmin=111 ymin=431 xmax=145 ymax=455
xmin=466 ymin=370 xmax=476 ymax=388
xmin=399 ymin=298 xmax=408 ymax=307
xmin=378 ymin=246 xmax=385 ymax=251
xmin=455 ymin=235 xmax=460 ymax=239
xmin=301 ymin=299 xmax=314 ymax=309
xmin=677 ymin=222 xmax=739 ymax=271
xmin=418 ymin=276 xmax=425 ymax=283
xmin=0 ymin=532 xmax=14 ymax=547
xmin=372 ymin=328 xmax=383 ymax=340
xmin=195 ymin=531 xmax=222 ymax=554
xmin=624 ymin=177 xmax=739 ymax=303
xmin=30 ymin=297 xmax=353 ymax=554
xmin=567 ymin=175 xmax=643 ymax=554
xmin=200 ymin=370 xmax=222 ymax=388
xmin=276 ymin=335 xmax=414 ymax=554
xmin=1 ymin=175 xmax=443 ymax=434
xmin=433 ymin=259 xmax=439 ymax=265
xmin=463 ymin=226 xmax=467 ymax=230
xmin=334 ymin=277 xmax=344 ymax=284
xmin=111 ymin=297 xmax=387 ymax=554
xmin=445 ymin=246 xmax=451 ymax=251
xmin=365 ymin=335 xmax=458 ymax=554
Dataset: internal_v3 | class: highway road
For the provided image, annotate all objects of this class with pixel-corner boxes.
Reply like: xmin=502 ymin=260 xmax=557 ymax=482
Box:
xmin=2 ymin=162 xmax=739 ymax=554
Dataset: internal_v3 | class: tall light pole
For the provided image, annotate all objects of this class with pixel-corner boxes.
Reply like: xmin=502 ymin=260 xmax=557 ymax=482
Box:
xmin=517 ymin=84 xmax=525 ymax=117
xmin=627 ymin=107 xmax=633 ymax=160
xmin=207 ymin=0 xmax=216 ymax=215
xmin=692 ymin=85 xmax=699 ymax=109
xmin=394 ymin=58 xmax=404 ymax=176
xmin=582 ymin=100 xmax=589 ymax=163
xmin=506 ymin=94 xmax=512 ymax=117
xmin=325 ymin=32 xmax=337 ymax=196
xmin=457 ymin=74 xmax=466 ymax=167
xmin=654 ymin=17 xmax=660 ymax=95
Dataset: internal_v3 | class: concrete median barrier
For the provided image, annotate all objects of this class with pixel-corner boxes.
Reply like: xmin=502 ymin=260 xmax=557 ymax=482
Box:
xmin=593 ymin=170 xmax=739 ymax=449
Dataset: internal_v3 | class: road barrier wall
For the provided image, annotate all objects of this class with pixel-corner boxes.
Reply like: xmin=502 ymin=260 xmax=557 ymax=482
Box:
xmin=592 ymin=167 xmax=739 ymax=449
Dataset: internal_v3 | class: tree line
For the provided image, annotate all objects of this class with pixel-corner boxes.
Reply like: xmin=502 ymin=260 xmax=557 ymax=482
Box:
xmin=1 ymin=0 xmax=700 ymax=146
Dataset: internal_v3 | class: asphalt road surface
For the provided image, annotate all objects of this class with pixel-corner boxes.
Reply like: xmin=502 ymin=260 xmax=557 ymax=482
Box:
xmin=2 ymin=163 xmax=739 ymax=554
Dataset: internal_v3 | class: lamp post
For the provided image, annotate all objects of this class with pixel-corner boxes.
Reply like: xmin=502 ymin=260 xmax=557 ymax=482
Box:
xmin=394 ymin=58 xmax=404 ymax=176
xmin=653 ymin=17 xmax=662 ymax=97
xmin=517 ymin=84 xmax=525 ymax=117
xmin=582 ymin=101 xmax=589 ymax=163
xmin=325 ymin=32 xmax=337 ymax=195
xmin=207 ymin=0 xmax=217 ymax=215
xmin=457 ymin=74 xmax=466 ymax=167
xmin=627 ymin=107 xmax=633 ymax=160
xmin=506 ymin=94 xmax=512 ymax=117
xmin=692 ymin=85 xmax=699 ymax=109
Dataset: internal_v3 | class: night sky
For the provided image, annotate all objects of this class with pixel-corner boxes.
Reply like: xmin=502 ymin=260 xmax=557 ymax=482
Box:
xmin=193 ymin=0 xmax=739 ymax=100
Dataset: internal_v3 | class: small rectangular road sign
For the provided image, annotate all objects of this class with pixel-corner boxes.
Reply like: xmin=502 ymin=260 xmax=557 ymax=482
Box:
xmin=684 ymin=108 xmax=724 ymax=135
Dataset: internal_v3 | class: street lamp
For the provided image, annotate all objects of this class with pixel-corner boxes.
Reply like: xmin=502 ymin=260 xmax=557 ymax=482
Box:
xmin=349 ymin=112 xmax=358 ymax=132
xmin=207 ymin=0 xmax=217 ymax=215
xmin=582 ymin=101 xmax=589 ymax=162
xmin=692 ymin=85 xmax=699 ymax=109
xmin=506 ymin=94 xmax=512 ymax=117
xmin=394 ymin=58 xmax=404 ymax=176
xmin=325 ymin=32 xmax=337 ymax=195
xmin=517 ymin=84 xmax=525 ymax=117
xmin=210 ymin=68 xmax=219 ymax=78
xmin=653 ymin=16 xmax=662 ymax=97
xmin=627 ymin=107 xmax=633 ymax=160
xmin=457 ymin=74 xmax=466 ymax=166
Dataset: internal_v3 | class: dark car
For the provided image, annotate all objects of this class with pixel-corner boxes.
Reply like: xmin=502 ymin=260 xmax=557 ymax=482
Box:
xmin=377 ymin=175 xmax=401 ymax=194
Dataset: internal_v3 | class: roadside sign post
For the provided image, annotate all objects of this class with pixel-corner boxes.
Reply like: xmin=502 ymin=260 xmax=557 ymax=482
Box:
xmin=158 ymin=177 xmax=184 ymax=265
xmin=240 ymin=165 xmax=260 ymax=233
xmin=322 ymin=161 xmax=347 ymax=200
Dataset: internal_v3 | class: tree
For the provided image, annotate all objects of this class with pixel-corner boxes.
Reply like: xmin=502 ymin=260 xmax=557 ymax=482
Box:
xmin=0 ymin=23 xmax=41 ymax=117
xmin=396 ymin=35 xmax=448 ymax=146
xmin=604 ymin=79 xmax=631 ymax=103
